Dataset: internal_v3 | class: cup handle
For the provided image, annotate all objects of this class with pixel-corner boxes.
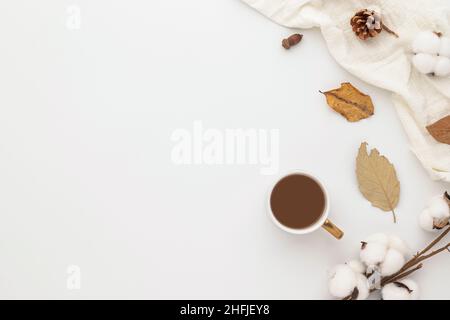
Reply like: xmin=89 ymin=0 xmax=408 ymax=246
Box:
xmin=322 ymin=219 xmax=344 ymax=239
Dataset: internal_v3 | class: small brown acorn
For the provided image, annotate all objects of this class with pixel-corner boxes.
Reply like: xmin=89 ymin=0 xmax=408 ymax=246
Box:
xmin=282 ymin=34 xmax=303 ymax=49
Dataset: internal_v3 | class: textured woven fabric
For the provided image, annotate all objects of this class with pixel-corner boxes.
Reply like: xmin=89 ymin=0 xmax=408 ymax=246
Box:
xmin=243 ymin=0 xmax=450 ymax=182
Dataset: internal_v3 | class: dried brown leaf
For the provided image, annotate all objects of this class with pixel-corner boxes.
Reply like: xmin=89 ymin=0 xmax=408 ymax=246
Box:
xmin=426 ymin=115 xmax=450 ymax=145
xmin=321 ymin=83 xmax=374 ymax=122
xmin=356 ymin=142 xmax=400 ymax=223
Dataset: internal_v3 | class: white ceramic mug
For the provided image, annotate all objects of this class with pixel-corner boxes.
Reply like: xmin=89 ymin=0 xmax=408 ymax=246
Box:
xmin=268 ymin=172 xmax=344 ymax=239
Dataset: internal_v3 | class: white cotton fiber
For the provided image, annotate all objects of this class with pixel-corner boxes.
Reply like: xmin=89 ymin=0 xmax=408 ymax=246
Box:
xmin=380 ymin=249 xmax=405 ymax=276
xmin=328 ymin=265 xmax=357 ymax=298
xmin=412 ymin=53 xmax=436 ymax=74
xmin=347 ymin=260 xmax=365 ymax=274
xmin=382 ymin=279 xmax=419 ymax=300
xmin=412 ymin=32 xmax=450 ymax=78
xmin=419 ymin=210 xmax=435 ymax=232
xmin=382 ymin=283 xmax=411 ymax=300
xmin=365 ymin=233 xmax=389 ymax=246
xmin=355 ymin=274 xmax=370 ymax=300
xmin=360 ymin=242 xmax=387 ymax=267
xmin=401 ymin=279 xmax=420 ymax=300
xmin=434 ymin=56 xmax=450 ymax=77
xmin=428 ymin=195 xmax=450 ymax=219
xmin=413 ymin=31 xmax=441 ymax=54
xmin=388 ymin=235 xmax=410 ymax=256
xmin=439 ymin=36 xmax=450 ymax=57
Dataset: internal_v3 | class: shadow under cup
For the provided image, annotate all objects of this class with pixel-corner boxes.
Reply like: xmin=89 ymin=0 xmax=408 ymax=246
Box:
xmin=269 ymin=173 xmax=343 ymax=239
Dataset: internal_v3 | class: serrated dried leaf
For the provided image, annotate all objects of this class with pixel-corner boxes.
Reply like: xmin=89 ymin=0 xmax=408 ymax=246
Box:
xmin=426 ymin=115 xmax=450 ymax=145
xmin=356 ymin=142 xmax=400 ymax=223
xmin=321 ymin=83 xmax=374 ymax=122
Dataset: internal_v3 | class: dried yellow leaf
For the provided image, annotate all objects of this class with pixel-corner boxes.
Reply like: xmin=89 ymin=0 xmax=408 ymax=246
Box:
xmin=356 ymin=142 xmax=400 ymax=223
xmin=321 ymin=83 xmax=374 ymax=122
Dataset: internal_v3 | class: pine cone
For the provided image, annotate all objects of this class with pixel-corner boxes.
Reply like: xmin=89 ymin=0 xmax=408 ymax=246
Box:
xmin=351 ymin=10 xmax=382 ymax=40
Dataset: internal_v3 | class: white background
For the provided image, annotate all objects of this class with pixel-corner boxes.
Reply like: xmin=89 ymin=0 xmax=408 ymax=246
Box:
xmin=0 ymin=0 xmax=448 ymax=299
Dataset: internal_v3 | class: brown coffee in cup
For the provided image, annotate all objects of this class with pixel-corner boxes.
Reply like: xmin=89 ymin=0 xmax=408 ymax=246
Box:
xmin=270 ymin=174 xmax=326 ymax=229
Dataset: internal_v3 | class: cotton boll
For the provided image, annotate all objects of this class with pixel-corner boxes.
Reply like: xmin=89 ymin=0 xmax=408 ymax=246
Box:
xmin=382 ymin=279 xmax=419 ymax=300
xmin=388 ymin=235 xmax=410 ymax=256
xmin=412 ymin=53 xmax=436 ymax=74
xmin=355 ymin=274 xmax=370 ymax=300
xmin=382 ymin=282 xmax=412 ymax=300
xmin=439 ymin=37 xmax=450 ymax=57
xmin=433 ymin=56 xmax=450 ymax=77
xmin=428 ymin=195 xmax=450 ymax=220
xmin=380 ymin=249 xmax=405 ymax=276
xmin=328 ymin=265 xmax=357 ymax=298
xmin=365 ymin=233 xmax=389 ymax=246
xmin=413 ymin=31 xmax=441 ymax=54
xmin=360 ymin=242 xmax=387 ymax=267
xmin=346 ymin=260 xmax=365 ymax=274
xmin=412 ymin=32 xmax=450 ymax=78
xmin=401 ymin=279 xmax=420 ymax=300
xmin=419 ymin=209 xmax=435 ymax=232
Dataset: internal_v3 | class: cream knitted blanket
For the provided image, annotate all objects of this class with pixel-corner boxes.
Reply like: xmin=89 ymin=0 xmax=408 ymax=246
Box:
xmin=243 ymin=0 xmax=450 ymax=182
